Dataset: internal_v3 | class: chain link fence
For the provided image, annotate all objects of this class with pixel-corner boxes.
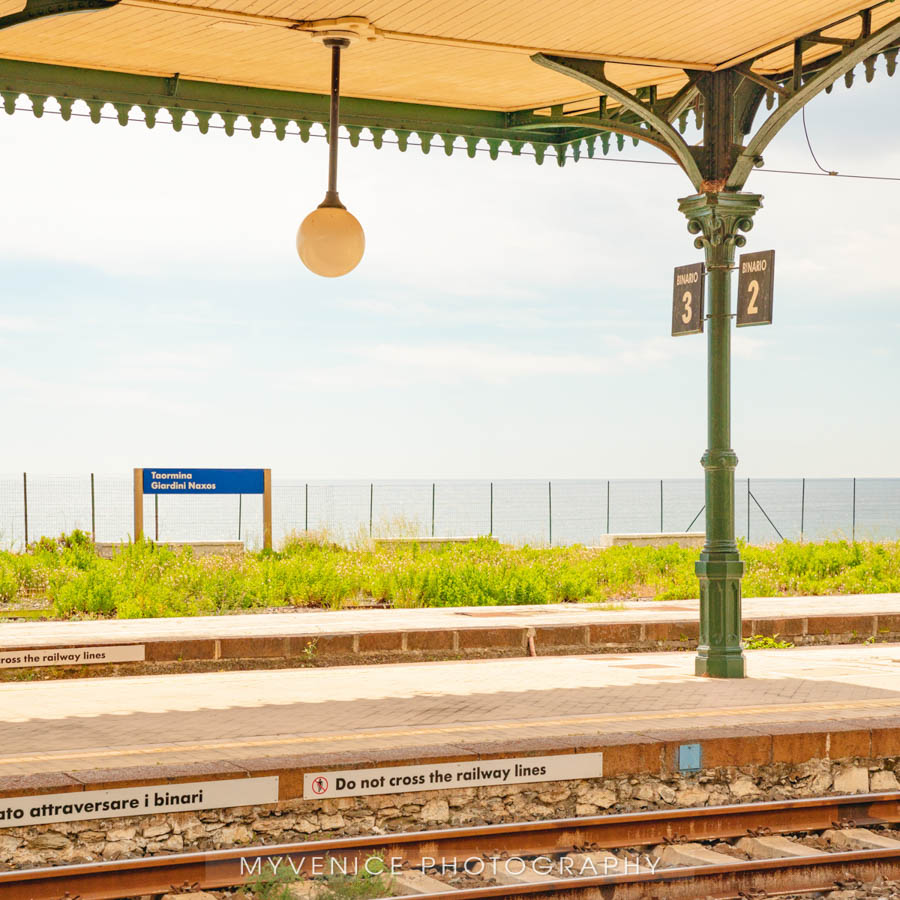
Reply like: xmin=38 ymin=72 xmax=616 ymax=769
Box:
xmin=1 ymin=475 xmax=898 ymax=551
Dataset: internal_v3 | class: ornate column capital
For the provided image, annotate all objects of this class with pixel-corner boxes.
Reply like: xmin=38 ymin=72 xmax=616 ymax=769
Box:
xmin=677 ymin=191 xmax=763 ymax=257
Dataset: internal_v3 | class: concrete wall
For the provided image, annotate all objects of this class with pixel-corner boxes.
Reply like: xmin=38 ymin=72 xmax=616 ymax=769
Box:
xmin=94 ymin=542 xmax=245 ymax=560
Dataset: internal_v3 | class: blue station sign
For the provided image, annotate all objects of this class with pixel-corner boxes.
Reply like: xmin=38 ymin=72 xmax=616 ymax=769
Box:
xmin=143 ymin=468 xmax=265 ymax=495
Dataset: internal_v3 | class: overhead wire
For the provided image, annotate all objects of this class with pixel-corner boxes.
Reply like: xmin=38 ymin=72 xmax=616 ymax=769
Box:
xmin=10 ymin=103 xmax=900 ymax=183
xmin=801 ymin=106 xmax=839 ymax=176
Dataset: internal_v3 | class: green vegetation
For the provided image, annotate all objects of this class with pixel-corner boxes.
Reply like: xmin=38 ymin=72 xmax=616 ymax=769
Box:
xmin=743 ymin=634 xmax=794 ymax=649
xmin=0 ymin=531 xmax=897 ymax=620
xmin=238 ymin=856 xmax=393 ymax=900
xmin=315 ymin=856 xmax=394 ymax=900
xmin=239 ymin=860 xmax=301 ymax=900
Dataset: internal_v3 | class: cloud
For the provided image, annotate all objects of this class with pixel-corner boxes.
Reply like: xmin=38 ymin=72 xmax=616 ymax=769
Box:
xmin=266 ymin=336 xmax=690 ymax=389
xmin=0 ymin=316 xmax=38 ymax=332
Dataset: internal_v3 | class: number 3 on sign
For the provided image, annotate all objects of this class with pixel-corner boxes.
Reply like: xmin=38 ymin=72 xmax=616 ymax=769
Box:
xmin=736 ymin=250 xmax=774 ymax=327
xmin=671 ymin=262 xmax=704 ymax=336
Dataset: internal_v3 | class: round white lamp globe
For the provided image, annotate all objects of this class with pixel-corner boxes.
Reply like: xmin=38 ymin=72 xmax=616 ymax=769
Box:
xmin=296 ymin=205 xmax=365 ymax=278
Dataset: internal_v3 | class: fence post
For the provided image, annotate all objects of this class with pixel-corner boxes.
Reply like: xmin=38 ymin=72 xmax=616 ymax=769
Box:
xmin=431 ymin=483 xmax=435 ymax=537
xmin=606 ymin=480 xmax=610 ymax=533
xmin=369 ymin=483 xmax=373 ymax=537
xmin=747 ymin=478 xmax=750 ymax=544
xmin=489 ymin=482 xmax=493 ymax=537
xmin=22 ymin=472 xmax=28 ymax=548
xmin=548 ymin=480 xmax=552 ymax=547
xmin=90 ymin=473 xmax=96 ymax=543
xmin=800 ymin=477 xmax=805 ymax=543
xmin=660 ymin=479 xmax=664 ymax=532
xmin=852 ymin=477 xmax=856 ymax=543
xmin=305 ymin=483 xmax=309 ymax=532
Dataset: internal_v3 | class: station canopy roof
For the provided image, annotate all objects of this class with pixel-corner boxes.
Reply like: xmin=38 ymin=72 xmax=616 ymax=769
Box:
xmin=0 ymin=0 xmax=897 ymax=163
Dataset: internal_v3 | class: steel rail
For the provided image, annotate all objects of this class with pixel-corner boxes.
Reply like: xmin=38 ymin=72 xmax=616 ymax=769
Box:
xmin=1 ymin=791 xmax=899 ymax=899
xmin=395 ymin=848 xmax=900 ymax=900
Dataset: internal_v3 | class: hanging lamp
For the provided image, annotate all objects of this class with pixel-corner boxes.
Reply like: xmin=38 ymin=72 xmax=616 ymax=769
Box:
xmin=296 ymin=34 xmax=365 ymax=277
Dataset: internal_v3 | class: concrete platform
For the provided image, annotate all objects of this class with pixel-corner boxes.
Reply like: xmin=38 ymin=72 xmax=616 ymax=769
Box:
xmin=1 ymin=594 xmax=898 ymax=676
xmin=2 ymin=643 xmax=900 ymax=868
xmin=1 ymin=643 xmax=899 ymax=783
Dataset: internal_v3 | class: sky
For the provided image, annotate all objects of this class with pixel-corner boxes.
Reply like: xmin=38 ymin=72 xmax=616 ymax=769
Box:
xmin=0 ymin=63 xmax=897 ymax=480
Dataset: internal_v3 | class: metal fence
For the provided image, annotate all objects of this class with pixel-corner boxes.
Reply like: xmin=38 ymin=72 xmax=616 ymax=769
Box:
xmin=1 ymin=475 xmax=898 ymax=551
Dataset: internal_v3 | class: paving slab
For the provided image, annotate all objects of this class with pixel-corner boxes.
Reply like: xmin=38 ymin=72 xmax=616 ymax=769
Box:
xmin=3 ymin=594 xmax=898 ymax=648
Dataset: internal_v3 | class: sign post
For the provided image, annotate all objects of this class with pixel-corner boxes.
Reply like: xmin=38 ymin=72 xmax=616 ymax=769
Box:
xmin=263 ymin=468 xmax=273 ymax=552
xmin=133 ymin=468 xmax=272 ymax=550
xmin=132 ymin=468 xmax=143 ymax=546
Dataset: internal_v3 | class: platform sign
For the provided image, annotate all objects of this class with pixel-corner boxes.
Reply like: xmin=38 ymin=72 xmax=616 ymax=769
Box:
xmin=142 ymin=468 xmax=265 ymax=495
xmin=0 ymin=777 xmax=279 ymax=826
xmin=134 ymin=467 xmax=272 ymax=549
xmin=0 ymin=644 xmax=145 ymax=669
xmin=303 ymin=752 xmax=604 ymax=799
xmin=671 ymin=262 xmax=705 ymax=336
xmin=736 ymin=250 xmax=775 ymax=327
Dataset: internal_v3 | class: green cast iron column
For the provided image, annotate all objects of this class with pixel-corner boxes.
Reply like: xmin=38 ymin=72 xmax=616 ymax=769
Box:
xmin=678 ymin=191 xmax=762 ymax=678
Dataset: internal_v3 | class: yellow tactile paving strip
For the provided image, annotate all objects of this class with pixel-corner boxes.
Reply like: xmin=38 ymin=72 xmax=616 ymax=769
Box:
xmin=1 ymin=645 xmax=899 ymax=779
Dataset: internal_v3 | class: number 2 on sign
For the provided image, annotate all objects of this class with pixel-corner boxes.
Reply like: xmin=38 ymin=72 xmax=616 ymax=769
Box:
xmin=746 ymin=279 xmax=759 ymax=315
xmin=681 ymin=291 xmax=692 ymax=323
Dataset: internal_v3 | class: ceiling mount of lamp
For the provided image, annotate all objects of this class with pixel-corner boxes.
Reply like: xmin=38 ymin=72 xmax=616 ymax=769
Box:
xmin=296 ymin=27 xmax=367 ymax=278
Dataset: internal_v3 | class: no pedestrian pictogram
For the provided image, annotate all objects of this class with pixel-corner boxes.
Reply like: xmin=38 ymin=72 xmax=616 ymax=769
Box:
xmin=311 ymin=776 xmax=329 ymax=795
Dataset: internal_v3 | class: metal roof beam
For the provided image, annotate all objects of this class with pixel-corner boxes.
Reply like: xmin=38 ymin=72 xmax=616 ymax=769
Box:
xmin=531 ymin=53 xmax=704 ymax=189
xmin=728 ymin=9 xmax=900 ymax=187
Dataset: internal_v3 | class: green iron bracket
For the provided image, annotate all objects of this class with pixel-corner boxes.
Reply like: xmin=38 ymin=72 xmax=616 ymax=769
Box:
xmin=728 ymin=10 xmax=900 ymax=188
xmin=529 ymin=5 xmax=900 ymax=189
xmin=531 ymin=53 xmax=705 ymax=190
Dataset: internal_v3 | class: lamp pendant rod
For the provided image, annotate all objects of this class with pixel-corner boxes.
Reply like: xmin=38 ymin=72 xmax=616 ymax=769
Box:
xmin=328 ymin=42 xmax=340 ymax=196
xmin=321 ymin=37 xmax=348 ymax=209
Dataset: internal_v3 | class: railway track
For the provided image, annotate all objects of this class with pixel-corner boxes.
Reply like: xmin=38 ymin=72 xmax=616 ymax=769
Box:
xmin=2 ymin=791 xmax=900 ymax=899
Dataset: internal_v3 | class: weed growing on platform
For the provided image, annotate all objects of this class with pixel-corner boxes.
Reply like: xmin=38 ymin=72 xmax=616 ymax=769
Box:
xmin=743 ymin=634 xmax=794 ymax=649
xmin=0 ymin=532 xmax=897 ymax=618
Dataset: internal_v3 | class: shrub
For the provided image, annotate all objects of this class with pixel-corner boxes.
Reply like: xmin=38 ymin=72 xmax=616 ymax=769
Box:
xmin=1 ymin=535 xmax=893 ymax=619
